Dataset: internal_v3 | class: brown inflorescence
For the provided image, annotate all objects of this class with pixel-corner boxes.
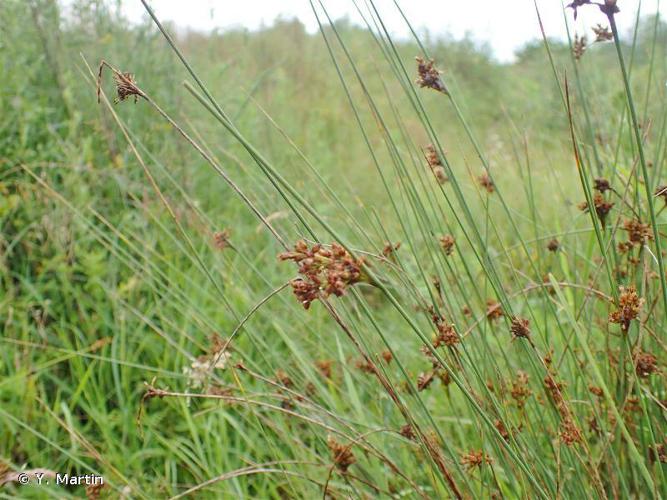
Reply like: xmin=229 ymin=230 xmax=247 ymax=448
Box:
xmin=327 ymin=436 xmax=356 ymax=473
xmin=279 ymin=240 xmax=367 ymax=309
xmin=593 ymin=24 xmax=613 ymax=42
xmin=622 ymin=219 xmax=653 ymax=245
xmin=415 ymin=56 xmax=448 ymax=94
xmin=425 ymin=144 xmax=448 ymax=183
xmin=573 ymin=34 xmax=587 ymax=60
xmin=460 ymin=450 xmax=493 ymax=471
xmin=213 ymin=229 xmax=231 ymax=250
xmin=547 ymin=239 xmax=560 ymax=252
xmin=478 ymin=173 xmax=495 ymax=193
xmin=315 ymin=359 xmax=333 ymax=379
xmin=439 ymin=234 xmax=456 ymax=256
xmin=634 ymin=350 xmax=658 ymax=378
xmin=509 ymin=316 xmax=531 ymax=340
xmin=510 ymin=371 xmax=531 ymax=409
xmin=486 ymin=300 xmax=503 ymax=321
xmin=578 ymin=192 xmax=614 ymax=226
xmin=609 ymin=286 xmax=644 ymax=332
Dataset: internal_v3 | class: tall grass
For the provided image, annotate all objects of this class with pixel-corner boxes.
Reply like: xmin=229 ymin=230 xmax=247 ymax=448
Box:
xmin=1 ymin=0 xmax=666 ymax=497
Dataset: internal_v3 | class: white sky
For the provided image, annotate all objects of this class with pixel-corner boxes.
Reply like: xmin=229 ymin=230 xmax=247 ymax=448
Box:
xmin=116 ymin=1 xmax=665 ymax=61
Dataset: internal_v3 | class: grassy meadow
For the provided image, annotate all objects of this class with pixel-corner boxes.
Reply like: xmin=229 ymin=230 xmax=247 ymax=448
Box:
xmin=1 ymin=0 xmax=666 ymax=497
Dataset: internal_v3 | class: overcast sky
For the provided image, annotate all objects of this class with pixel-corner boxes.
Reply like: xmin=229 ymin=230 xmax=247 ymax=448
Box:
xmin=115 ymin=1 xmax=665 ymax=61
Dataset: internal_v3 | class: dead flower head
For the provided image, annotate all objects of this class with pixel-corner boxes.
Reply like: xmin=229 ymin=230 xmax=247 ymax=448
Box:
xmin=634 ymin=350 xmax=658 ymax=378
xmin=327 ymin=436 xmax=356 ymax=473
xmin=460 ymin=450 xmax=493 ymax=470
xmin=578 ymin=192 xmax=614 ymax=226
xmin=97 ymin=60 xmax=144 ymax=104
xmin=547 ymin=239 xmax=560 ymax=252
xmin=213 ymin=229 xmax=232 ymax=250
xmin=594 ymin=178 xmax=611 ymax=193
xmin=486 ymin=300 xmax=503 ymax=321
xmin=478 ymin=172 xmax=495 ymax=193
xmin=623 ymin=219 xmax=653 ymax=245
xmin=511 ymin=371 xmax=531 ymax=409
xmin=573 ymin=34 xmax=587 ymax=60
xmin=425 ymin=144 xmax=448 ymax=183
xmin=439 ymin=234 xmax=456 ymax=256
xmin=593 ymin=24 xmax=613 ymax=42
xmin=510 ymin=316 xmax=531 ymax=340
xmin=415 ymin=56 xmax=448 ymax=94
xmin=279 ymin=241 xmax=368 ymax=309
xmin=609 ymin=286 xmax=644 ymax=332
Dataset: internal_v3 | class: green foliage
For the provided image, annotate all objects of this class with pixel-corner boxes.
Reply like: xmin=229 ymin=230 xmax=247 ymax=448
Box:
xmin=1 ymin=0 xmax=666 ymax=498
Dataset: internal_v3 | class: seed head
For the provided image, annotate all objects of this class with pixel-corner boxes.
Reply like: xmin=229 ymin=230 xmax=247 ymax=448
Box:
xmin=279 ymin=241 xmax=367 ymax=309
xmin=547 ymin=239 xmax=560 ymax=252
xmin=623 ymin=219 xmax=653 ymax=245
xmin=573 ymin=34 xmax=587 ymax=60
xmin=509 ymin=316 xmax=531 ymax=340
xmin=486 ymin=300 xmax=503 ymax=321
xmin=415 ymin=56 xmax=448 ymax=94
xmin=592 ymin=24 xmax=613 ymax=42
xmin=213 ymin=229 xmax=231 ymax=250
xmin=634 ymin=350 xmax=658 ymax=378
xmin=439 ymin=234 xmax=456 ymax=256
xmin=327 ymin=436 xmax=356 ymax=473
xmin=478 ymin=172 xmax=495 ymax=193
xmin=460 ymin=450 xmax=493 ymax=470
xmin=609 ymin=286 xmax=644 ymax=332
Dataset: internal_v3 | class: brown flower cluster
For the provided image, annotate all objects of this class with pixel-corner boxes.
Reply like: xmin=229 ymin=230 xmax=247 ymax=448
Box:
xmin=460 ymin=450 xmax=493 ymax=470
xmin=609 ymin=286 xmax=644 ymax=332
xmin=478 ymin=173 xmax=495 ymax=193
xmin=593 ymin=24 xmax=613 ymax=42
xmin=415 ymin=56 xmax=448 ymax=94
xmin=634 ymin=350 xmax=658 ymax=378
xmin=547 ymin=239 xmax=560 ymax=252
xmin=315 ymin=359 xmax=333 ymax=379
xmin=425 ymin=144 xmax=448 ymax=184
xmin=573 ymin=34 xmax=587 ymax=60
xmin=279 ymin=241 xmax=367 ymax=309
xmin=578 ymin=192 xmax=614 ymax=226
xmin=544 ymin=375 xmax=582 ymax=446
xmin=509 ymin=316 xmax=531 ymax=340
xmin=327 ymin=436 xmax=356 ymax=473
xmin=510 ymin=371 xmax=531 ymax=409
xmin=486 ymin=300 xmax=503 ymax=321
xmin=439 ymin=234 xmax=456 ymax=256
xmin=97 ymin=60 xmax=144 ymax=104
xmin=622 ymin=219 xmax=653 ymax=245
xmin=213 ymin=229 xmax=232 ymax=250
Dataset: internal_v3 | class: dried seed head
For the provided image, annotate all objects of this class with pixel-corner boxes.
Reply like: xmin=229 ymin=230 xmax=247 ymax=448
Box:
xmin=415 ymin=56 xmax=448 ymax=94
xmin=609 ymin=286 xmax=644 ymax=332
xmin=573 ymin=34 xmax=587 ymax=60
xmin=634 ymin=350 xmax=658 ymax=378
xmin=578 ymin=192 xmax=614 ymax=225
xmin=399 ymin=424 xmax=416 ymax=440
xmin=623 ymin=219 xmax=653 ymax=245
xmin=439 ymin=234 xmax=456 ymax=256
xmin=433 ymin=322 xmax=459 ymax=348
xmin=417 ymin=371 xmax=436 ymax=391
xmin=213 ymin=229 xmax=231 ymax=250
xmin=327 ymin=436 xmax=356 ymax=473
xmin=560 ymin=418 xmax=583 ymax=446
xmin=478 ymin=172 xmax=495 ymax=193
xmin=460 ymin=450 xmax=493 ymax=470
xmin=486 ymin=300 xmax=503 ymax=321
xmin=279 ymin=241 xmax=367 ymax=309
xmin=592 ymin=24 xmax=613 ymax=42
xmin=511 ymin=371 xmax=531 ymax=409
xmin=381 ymin=350 xmax=393 ymax=364
xmin=547 ymin=239 xmax=560 ymax=252
xmin=315 ymin=359 xmax=333 ymax=379
xmin=425 ymin=144 xmax=448 ymax=184
xmin=494 ymin=419 xmax=510 ymax=441
xmin=594 ymin=178 xmax=611 ymax=193
xmin=509 ymin=316 xmax=531 ymax=340
xmin=382 ymin=241 xmax=401 ymax=258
